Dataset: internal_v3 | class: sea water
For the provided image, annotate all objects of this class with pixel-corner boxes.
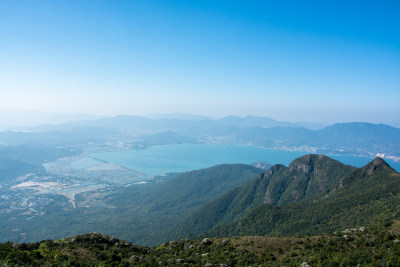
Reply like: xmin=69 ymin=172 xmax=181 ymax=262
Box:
xmin=88 ymin=144 xmax=400 ymax=177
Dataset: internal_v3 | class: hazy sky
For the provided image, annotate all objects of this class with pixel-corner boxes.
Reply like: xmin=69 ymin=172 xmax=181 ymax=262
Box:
xmin=1 ymin=0 xmax=399 ymax=125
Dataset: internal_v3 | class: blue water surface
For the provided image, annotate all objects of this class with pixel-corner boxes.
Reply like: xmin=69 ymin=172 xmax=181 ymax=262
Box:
xmin=88 ymin=144 xmax=400 ymax=177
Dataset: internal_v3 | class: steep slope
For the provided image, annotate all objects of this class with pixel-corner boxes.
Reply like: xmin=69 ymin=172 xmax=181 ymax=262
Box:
xmin=265 ymin=154 xmax=355 ymax=205
xmin=109 ymin=164 xmax=264 ymax=245
xmin=208 ymin=157 xmax=400 ymax=237
xmin=168 ymin=155 xmax=354 ymax=239
xmin=109 ymin=163 xmax=264 ymax=215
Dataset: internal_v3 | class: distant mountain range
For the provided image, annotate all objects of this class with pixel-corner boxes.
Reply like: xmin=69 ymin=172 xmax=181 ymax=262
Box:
xmin=216 ymin=115 xmax=324 ymax=129
xmin=1 ymin=114 xmax=399 ymax=158
xmin=145 ymin=112 xmax=213 ymax=121
xmin=0 ymin=110 xmax=101 ymax=130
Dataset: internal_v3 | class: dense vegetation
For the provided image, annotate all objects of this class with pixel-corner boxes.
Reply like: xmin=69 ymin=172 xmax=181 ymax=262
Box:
xmin=167 ymin=155 xmax=356 ymax=239
xmin=75 ymin=164 xmax=263 ymax=245
xmin=205 ymin=158 xmax=400 ymax=239
xmin=1 ymin=149 xmax=400 ymax=265
xmin=174 ymin=157 xmax=400 ymax=242
xmin=1 ymin=220 xmax=400 ymax=266
xmin=0 ymin=164 xmax=262 ymax=245
xmin=3 ymin=153 xmax=400 ymax=249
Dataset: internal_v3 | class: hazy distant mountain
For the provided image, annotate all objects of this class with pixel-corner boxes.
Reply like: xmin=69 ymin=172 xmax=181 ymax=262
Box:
xmin=235 ymin=122 xmax=400 ymax=156
xmin=1 ymin=114 xmax=399 ymax=157
xmin=295 ymin=121 xmax=326 ymax=130
xmin=217 ymin=115 xmax=324 ymax=129
xmin=21 ymin=114 xmax=324 ymax=133
xmin=145 ymin=112 xmax=213 ymax=121
xmin=0 ymin=126 xmax=118 ymax=146
xmin=0 ymin=110 xmax=101 ymax=130
xmin=315 ymin=122 xmax=400 ymax=154
xmin=0 ymin=145 xmax=78 ymax=183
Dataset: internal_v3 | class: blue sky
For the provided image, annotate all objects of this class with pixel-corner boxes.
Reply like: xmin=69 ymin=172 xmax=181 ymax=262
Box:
xmin=0 ymin=0 xmax=399 ymax=125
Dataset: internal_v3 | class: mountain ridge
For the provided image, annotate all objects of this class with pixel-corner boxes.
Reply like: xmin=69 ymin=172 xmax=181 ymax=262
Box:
xmin=2 ymin=115 xmax=399 ymax=160
xmin=165 ymin=154 xmax=356 ymax=240
xmin=202 ymin=155 xmax=400 ymax=239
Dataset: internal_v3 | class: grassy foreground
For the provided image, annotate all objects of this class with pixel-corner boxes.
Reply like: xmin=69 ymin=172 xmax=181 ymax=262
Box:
xmin=1 ymin=220 xmax=400 ymax=266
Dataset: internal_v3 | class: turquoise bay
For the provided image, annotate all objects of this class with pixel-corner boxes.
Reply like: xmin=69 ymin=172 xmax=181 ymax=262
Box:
xmin=88 ymin=144 xmax=400 ymax=177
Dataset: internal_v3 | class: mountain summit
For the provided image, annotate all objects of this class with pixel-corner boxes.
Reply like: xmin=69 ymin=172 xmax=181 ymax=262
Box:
xmin=363 ymin=157 xmax=393 ymax=176
xmin=166 ymin=155 xmax=400 ymax=242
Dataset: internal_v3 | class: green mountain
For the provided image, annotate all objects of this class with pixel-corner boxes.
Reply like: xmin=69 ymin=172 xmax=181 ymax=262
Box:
xmin=205 ymin=156 xmax=400 ymax=238
xmin=167 ymin=154 xmax=354 ymax=239
xmin=91 ymin=163 xmax=263 ymax=245
xmin=0 ymin=164 xmax=262 ymax=245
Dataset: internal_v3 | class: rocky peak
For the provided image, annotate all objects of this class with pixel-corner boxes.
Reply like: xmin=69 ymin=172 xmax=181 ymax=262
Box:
xmin=251 ymin=161 xmax=272 ymax=171
xmin=364 ymin=157 xmax=391 ymax=176
xmin=263 ymin=164 xmax=285 ymax=179
xmin=289 ymin=154 xmax=324 ymax=174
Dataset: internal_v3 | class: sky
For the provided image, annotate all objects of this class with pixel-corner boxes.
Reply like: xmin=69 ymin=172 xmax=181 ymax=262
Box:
xmin=0 ymin=0 xmax=399 ymax=126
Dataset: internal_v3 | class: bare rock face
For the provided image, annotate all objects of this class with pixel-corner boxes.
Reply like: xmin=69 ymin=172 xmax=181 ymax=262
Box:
xmin=264 ymin=164 xmax=285 ymax=179
xmin=367 ymin=157 xmax=388 ymax=176
xmin=290 ymin=162 xmax=312 ymax=174
xmin=251 ymin=161 xmax=272 ymax=171
xmin=264 ymin=187 xmax=272 ymax=204
xmin=200 ymin=238 xmax=213 ymax=246
xmin=288 ymin=154 xmax=320 ymax=174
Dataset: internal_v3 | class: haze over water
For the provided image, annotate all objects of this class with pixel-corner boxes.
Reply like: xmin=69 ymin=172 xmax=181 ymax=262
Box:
xmin=89 ymin=144 xmax=400 ymax=177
